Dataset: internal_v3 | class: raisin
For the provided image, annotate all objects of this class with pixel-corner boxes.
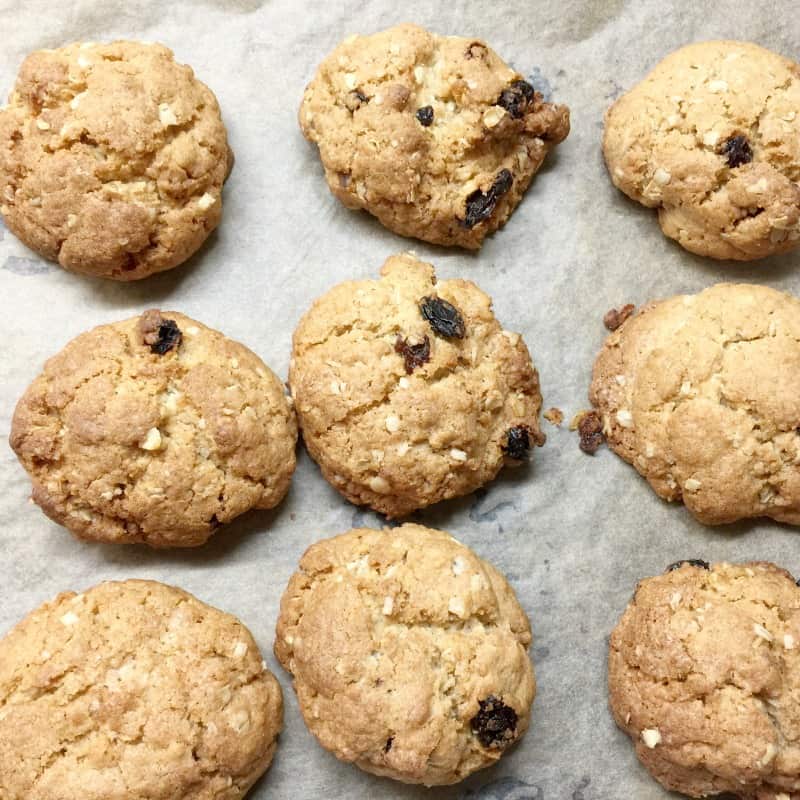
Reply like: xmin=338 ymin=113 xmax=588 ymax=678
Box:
xmin=503 ymin=426 xmax=532 ymax=460
xmin=721 ymin=135 xmax=752 ymax=168
xmin=578 ymin=411 xmax=604 ymax=455
xmin=461 ymin=169 xmax=514 ymax=228
xmin=394 ymin=334 xmax=431 ymax=373
xmin=419 ymin=297 xmax=465 ymax=339
xmin=666 ymin=559 xmax=710 ymax=572
xmin=415 ymin=105 xmax=434 ymax=126
xmin=603 ymin=304 xmax=635 ymax=331
xmin=345 ymin=89 xmax=368 ymax=112
xmin=139 ymin=310 xmax=182 ymax=355
xmin=496 ymin=79 xmax=535 ymax=119
xmin=470 ymin=696 xmax=518 ymax=748
xmin=384 ymin=737 xmax=394 ymax=753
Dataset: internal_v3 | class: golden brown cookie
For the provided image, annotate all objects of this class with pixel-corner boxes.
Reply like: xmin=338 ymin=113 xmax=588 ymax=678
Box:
xmin=275 ymin=523 xmax=535 ymax=786
xmin=0 ymin=41 xmax=232 ymax=279
xmin=11 ymin=310 xmax=297 ymax=547
xmin=289 ymin=252 xmax=545 ymax=517
xmin=590 ymin=283 xmax=800 ymax=526
xmin=0 ymin=579 xmax=283 ymax=800
xmin=610 ymin=561 xmax=800 ymax=798
xmin=300 ymin=24 xmax=569 ymax=249
xmin=604 ymin=41 xmax=800 ymax=260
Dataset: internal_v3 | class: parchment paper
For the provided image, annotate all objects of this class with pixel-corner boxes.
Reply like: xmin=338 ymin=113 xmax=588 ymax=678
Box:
xmin=1 ymin=1 xmax=799 ymax=797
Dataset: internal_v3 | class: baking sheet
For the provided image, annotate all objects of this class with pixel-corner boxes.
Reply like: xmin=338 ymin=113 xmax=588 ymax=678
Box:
xmin=1 ymin=0 xmax=799 ymax=797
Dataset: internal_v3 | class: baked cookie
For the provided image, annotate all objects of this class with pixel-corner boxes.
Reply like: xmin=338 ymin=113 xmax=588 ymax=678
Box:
xmin=590 ymin=284 xmax=800 ymax=526
xmin=0 ymin=41 xmax=232 ymax=279
xmin=11 ymin=309 xmax=297 ymax=547
xmin=275 ymin=523 xmax=535 ymax=785
xmin=289 ymin=252 xmax=544 ymax=517
xmin=610 ymin=560 xmax=800 ymax=798
xmin=604 ymin=41 xmax=800 ymax=260
xmin=300 ymin=24 xmax=569 ymax=249
xmin=0 ymin=579 xmax=282 ymax=800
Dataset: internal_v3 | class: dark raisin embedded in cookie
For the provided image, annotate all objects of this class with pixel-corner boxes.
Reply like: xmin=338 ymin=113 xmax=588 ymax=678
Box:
xmin=345 ymin=89 xmax=369 ymax=112
xmin=384 ymin=736 xmax=394 ymax=753
xmin=496 ymin=79 xmax=536 ymax=119
xmin=139 ymin=310 xmax=182 ymax=355
xmin=471 ymin=695 xmax=518 ymax=748
xmin=578 ymin=411 xmax=604 ymax=455
xmin=420 ymin=297 xmax=466 ymax=339
xmin=720 ymin=135 xmax=753 ymax=168
xmin=666 ymin=559 xmax=710 ymax=572
xmin=415 ymin=105 xmax=434 ymax=127
xmin=503 ymin=426 xmax=532 ymax=460
xmin=394 ymin=334 xmax=431 ymax=373
xmin=462 ymin=169 xmax=514 ymax=229
xmin=603 ymin=304 xmax=635 ymax=331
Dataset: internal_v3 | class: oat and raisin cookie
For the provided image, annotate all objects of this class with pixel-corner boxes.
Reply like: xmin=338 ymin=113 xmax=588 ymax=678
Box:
xmin=0 ymin=579 xmax=283 ymax=800
xmin=275 ymin=523 xmax=535 ymax=786
xmin=610 ymin=560 xmax=800 ymax=798
xmin=590 ymin=283 xmax=800 ymax=526
xmin=300 ymin=24 xmax=569 ymax=249
xmin=604 ymin=41 xmax=800 ymax=260
xmin=0 ymin=41 xmax=232 ymax=279
xmin=289 ymin=252 xmax=544 ymax=517
xmin=10 ymin=310 xmax=297 ymax=547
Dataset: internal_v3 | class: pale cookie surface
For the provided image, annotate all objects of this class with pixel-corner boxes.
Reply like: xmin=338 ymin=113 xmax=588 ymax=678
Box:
xmin=0 ymin=579 xmax=283 ymax=800
xmin=11 ymin=310 xmax=297 ymax=547
xmin=609 ymin=561 xmax=800 ymax=798
xmin=590 ymin=284 xmax=800 ymax=526
xmin=275 ymin=524 xmax=535 ymax=786
xmin=290 ymin=253 xmax=544 ymax=517
xmin=0 ymin=41 xmax=231 ymax=279
xmin=604 ymin=40 xmax=800 ymax=260
xmin=300 ymin=24 xmax=569 ymax=249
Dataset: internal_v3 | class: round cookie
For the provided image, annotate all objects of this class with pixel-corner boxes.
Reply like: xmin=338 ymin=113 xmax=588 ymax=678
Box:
xmin=0 ymin=579 xmax=283 ymax=800
xmin=0 ymin=41 xmax=232 ymax=279
xmin=590 ymin=283 xmax=800 ymax=526
xmin=604 ymin=41 xmax=800 ymax=260
xmin=610 ymin=561 xmax=800 ymax=798
xmin=300 ymin=23 xmax=570 ymax=249
xmin=289 ymin=252 xmax=545 ymax=517
xmin=11 ymin=309 xmax=297 ymax=547
xmin=275 ymin=523 xmax=535 ymax=786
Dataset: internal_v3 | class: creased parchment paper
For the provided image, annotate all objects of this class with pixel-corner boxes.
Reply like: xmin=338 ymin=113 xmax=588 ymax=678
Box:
xmin=1 ymin=1 xmax=799 ymax=797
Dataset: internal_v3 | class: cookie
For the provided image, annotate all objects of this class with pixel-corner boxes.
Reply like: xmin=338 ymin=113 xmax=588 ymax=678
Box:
xmin=0 ymin=41 xmax=232 ymax=279
xmin=11 ymin=309 xmax=297 ymax=547
xmin=604 ymin=41 xmax=800 ymax=260
xmin=0 ymin=579 xmax=282 ymax=800
xmin=289 ymin=252 xmax=545 ymax=517
xmin=275 ymin=523 xmax=535 ymax=786
xmin=610 ymin=560 xmax=800 ymax=798
xmin=590 ymin=283 xmax=800 ymax=526
xmin=300 ymin=24 xmax=569 ymax=249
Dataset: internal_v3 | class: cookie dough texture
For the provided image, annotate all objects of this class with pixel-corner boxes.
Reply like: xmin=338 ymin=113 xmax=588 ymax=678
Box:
xmin=300 ymin=24 xmax=569 ymax=249
xmin=275 ymin=524 xmax=535 ymax=785
xmin=604 ymin=41 xmax=800 ymax=260
xmin=290 ymin=253 xmax=544 ymax=517
xmin=11 ymin=310 xmax=297 ymax=547
xmin=610 ymin=561 xmax=800 ymax=798
xmin=0 ymin=41 xmax=232 ymax=279
xmin=590 ymin=283 xmax=800 ymax=526
xmin=0 ymin=580 xmax=283 ymax=800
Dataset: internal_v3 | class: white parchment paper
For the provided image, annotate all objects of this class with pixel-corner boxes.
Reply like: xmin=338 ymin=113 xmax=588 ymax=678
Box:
xmin=1 ymin=1 xmax=799 ymax=797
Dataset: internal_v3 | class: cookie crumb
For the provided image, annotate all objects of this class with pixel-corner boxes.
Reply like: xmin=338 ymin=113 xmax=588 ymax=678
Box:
xmin=603 ymin=303 xmax=635 ymax=331
xmin=543 ymin=407 xmax=563 ymax=426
